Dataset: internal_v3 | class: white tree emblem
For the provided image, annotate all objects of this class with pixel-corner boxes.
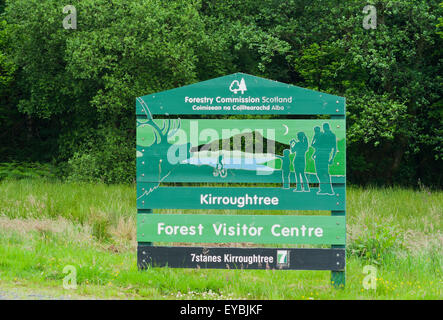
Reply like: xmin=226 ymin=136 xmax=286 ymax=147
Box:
xmin=229 ymin=78 xmax=247 ymax=94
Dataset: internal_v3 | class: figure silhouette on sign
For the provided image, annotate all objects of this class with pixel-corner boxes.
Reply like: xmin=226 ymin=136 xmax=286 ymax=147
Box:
xmin=290 ymin=132 xmax=310 ymax=192
xmin=312 ymin=126 xmax=321 ymax=149
xmin=311 ymin=123 xmax=337 ymax=195
xmin=276 ymin=149 xmax=291 ymax=189
xmin=213 ymin=154 xmax=227 ymax=178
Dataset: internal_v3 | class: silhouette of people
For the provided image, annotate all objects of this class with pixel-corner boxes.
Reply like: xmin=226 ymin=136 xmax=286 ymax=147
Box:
xmin=290 ymin=132 xmax=310 ymax=192
xmin=276 ymin=149 xmax=291 ymax=189
xmin=312 ymin=126 xmax=321 ymax=150
xmin=311 ymin=123 xmax=337 ymax=195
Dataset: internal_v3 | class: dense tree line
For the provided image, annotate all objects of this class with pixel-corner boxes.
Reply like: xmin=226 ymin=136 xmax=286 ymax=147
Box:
xmin=0 ymin=0 xmax=442 ymax=186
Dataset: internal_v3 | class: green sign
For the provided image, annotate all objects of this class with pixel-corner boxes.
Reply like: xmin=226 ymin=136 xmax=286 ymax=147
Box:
xmin=136 ymin=73 xmax=347 ymax=288
xmin=137 ymin=186 xmax=345 ymax=210
xmin=136 ymin=119 xmax=346 ymax=184
xmin=136 ymin=73 xmax=345 ymax=115
xmin=137 ymin=214 xmax=345 ymax=245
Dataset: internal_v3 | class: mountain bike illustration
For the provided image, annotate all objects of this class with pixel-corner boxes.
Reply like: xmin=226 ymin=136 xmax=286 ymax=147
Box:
xmin=213 ymin=155 xmax=228 ymax=178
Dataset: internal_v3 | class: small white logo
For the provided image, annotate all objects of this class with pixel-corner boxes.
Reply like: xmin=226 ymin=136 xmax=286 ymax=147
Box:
xmin=276 ymin=250 xmax=289 ymax=267
xmin=229 ymin=78 xmax=247 ymax=94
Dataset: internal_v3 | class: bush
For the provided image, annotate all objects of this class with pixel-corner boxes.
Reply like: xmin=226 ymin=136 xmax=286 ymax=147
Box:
xmin=0 ymin=162 xmax=56 ymax=181
xmin=347 ymin=222 xmax=404 ymax=264
xmin=66 ymin=152 xmax=101 ymax=183
xmin=66 ymin=130 xmax=135 ymax=184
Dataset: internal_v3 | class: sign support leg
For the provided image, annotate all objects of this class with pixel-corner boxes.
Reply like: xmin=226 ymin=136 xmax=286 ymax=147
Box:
xmin=331 ymin=210 xmax=345 ymax=288
xmin=137 ymin=208 xmax=153 ymax=269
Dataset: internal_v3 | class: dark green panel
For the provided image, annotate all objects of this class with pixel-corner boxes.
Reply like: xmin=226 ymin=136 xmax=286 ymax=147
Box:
xmin=137 ymin=185 xmax=345 ymax=210
xmin=137 ymin=214 xmax=346 ymax=245
xmin=136 ymin=73 xmax=345 ymax=115
xmin=137 ymin=245 xmax=346 ymax=271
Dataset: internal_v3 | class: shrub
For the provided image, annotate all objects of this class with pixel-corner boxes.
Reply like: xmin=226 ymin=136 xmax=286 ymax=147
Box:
xmin=66 ymin=152 xmax=101 ymax=183
xmin=88 ymin=208 xmax=111 ymax=242
xmin=347 ymin=222 xmax=404 ymax=264
xmin=66 ymin=130 xmax=135 ymax=184
xmin=0 ymin=162 xmax=56 ymax=181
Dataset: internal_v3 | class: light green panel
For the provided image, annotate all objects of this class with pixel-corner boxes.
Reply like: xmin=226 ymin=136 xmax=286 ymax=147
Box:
xmin=137 ymin=119 xmax=345 ymax=147
xmin=136 ymin=119 xmax=346 ymax=182
xmin=137 ymin=214 xmax=346 ymax=245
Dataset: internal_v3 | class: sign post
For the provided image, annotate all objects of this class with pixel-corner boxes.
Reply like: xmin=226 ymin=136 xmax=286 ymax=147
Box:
xmin=136 ymin=73 xmax=346 ymax=288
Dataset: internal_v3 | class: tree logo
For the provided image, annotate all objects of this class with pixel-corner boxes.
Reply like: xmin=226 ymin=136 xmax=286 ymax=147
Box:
xmin=229 ymin=78 xmax=247 ymax=94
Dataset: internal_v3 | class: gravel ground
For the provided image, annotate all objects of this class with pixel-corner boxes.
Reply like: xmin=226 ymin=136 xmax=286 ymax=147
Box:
xmin=0 ymin=288 xmax=74 ymax=300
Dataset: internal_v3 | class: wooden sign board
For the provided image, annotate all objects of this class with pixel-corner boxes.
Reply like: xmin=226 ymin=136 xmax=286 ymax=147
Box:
xmin=136 ymin=73 xmax=346 ymax=288
xmin=138 ymin=246 xmax=345 ymax=271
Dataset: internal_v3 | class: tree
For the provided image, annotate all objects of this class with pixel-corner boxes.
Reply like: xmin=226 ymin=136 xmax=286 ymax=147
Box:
xmin=3 ymin=0 xmax=214 ymax=182
xmin=438 ymin=2 xmax=443 ymax=38
xmin=1 ymin=0 xmax=442 ymax=186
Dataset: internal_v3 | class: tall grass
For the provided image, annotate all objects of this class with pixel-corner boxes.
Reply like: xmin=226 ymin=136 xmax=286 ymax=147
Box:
xmin=0 ymin=179 xmax=441 ymax=299
xmin=1 ymin=180 xmax=441 ymax=249
xmin=0 ymin=179 xmax=134 ymax=222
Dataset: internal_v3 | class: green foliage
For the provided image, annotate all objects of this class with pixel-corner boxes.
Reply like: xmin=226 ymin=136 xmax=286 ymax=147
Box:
xmin=67 ymin=128 xmax=135 ymax=184
xmin=293 ymin=42 xmax=367 ymax=94
xmin=347 ymin=93 xmax=408 ymax=146
xmin=348 ymin=223 xmax=404 ymax=264
xmin=1 ymin=0 xmax=442 ymax=186
xmin=0 ymin=20 xmax=15 ymax=88
xmin=88 ymin=209 xmax=112 ymax=242
xmin=437 ymin=2 xmax=443 ymax=38
xmin=0 ymin=181 xmax=441 ymax=298
xmin=66 ymin=153 xmax=101 ymax=183
xmin=0 ymin=162 xmax=56 ymax=180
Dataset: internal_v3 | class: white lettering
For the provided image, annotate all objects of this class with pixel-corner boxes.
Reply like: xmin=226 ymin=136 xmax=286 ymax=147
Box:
xmin=199 ymin=193 xmax=279 ymax=208
xmin=271 ymin=224 xmax=324 ymax=238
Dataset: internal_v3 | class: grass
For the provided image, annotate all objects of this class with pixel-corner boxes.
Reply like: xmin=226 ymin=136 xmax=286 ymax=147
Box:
xmin=0 ymin=179 xmax=442 ymax=299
